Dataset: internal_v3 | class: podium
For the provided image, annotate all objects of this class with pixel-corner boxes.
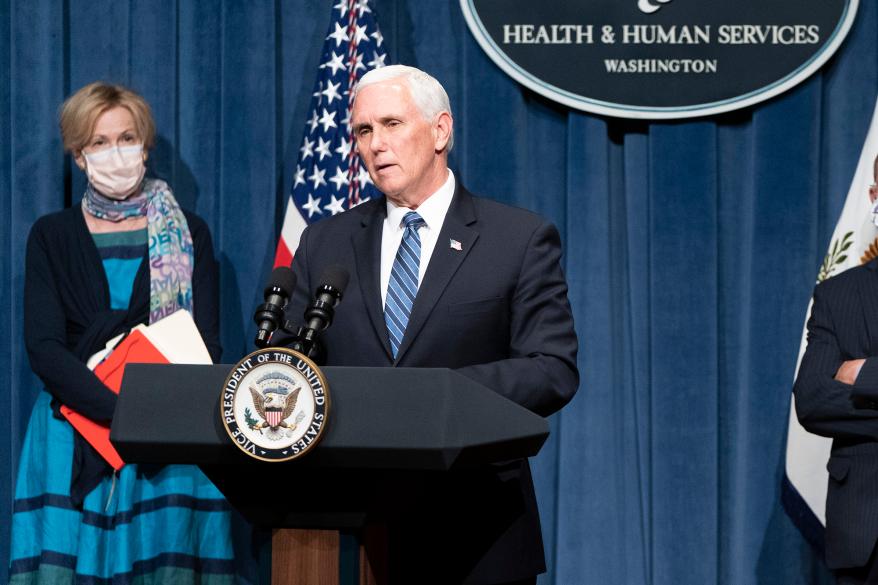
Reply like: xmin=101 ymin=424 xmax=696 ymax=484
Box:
xmin=110 ymin=364 xmax=550 ymax=584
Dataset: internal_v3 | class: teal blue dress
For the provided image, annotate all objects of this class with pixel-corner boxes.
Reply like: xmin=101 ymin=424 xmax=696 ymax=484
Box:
xmin=9 ymin=228 xmax=237 ymax=584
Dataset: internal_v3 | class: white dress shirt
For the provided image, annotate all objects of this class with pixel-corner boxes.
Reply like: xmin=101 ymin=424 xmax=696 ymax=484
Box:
xmin=380 ymin=170 xmax=456 ymax=308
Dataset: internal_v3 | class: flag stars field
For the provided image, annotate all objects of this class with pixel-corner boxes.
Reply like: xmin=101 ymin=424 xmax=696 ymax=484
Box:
xmin=273 ymin=0 xmax=389 ymax=267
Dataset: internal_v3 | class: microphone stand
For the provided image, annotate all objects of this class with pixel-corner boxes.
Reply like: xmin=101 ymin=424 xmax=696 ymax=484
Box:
xmin=285 ymin=282 xmax=343 ymax=364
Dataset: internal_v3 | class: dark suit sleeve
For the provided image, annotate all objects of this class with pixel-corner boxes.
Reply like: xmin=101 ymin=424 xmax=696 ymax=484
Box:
xmin=455 ymin=221 xmax=579 ymax=417
xmin=853 ymin=356 xmax=878 ymax=402
xmin=188 ymin=213 xmax=222 ymax=363
xmin=24 ymin=220 xmax=117 ymax=421
xmin=794 ymin=282 xmax=878 ymax=440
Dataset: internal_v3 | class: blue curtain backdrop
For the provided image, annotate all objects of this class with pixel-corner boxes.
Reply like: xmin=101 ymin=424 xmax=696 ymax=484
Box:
xmin=2 ymin=1 xmax=877 ymax=583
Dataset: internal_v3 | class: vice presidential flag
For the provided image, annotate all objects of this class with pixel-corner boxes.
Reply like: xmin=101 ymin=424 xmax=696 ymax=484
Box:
xmin=274 ymin=0 xmax=389 ymax=268
xmin=783 ymin=97 xmax=878 ymax=550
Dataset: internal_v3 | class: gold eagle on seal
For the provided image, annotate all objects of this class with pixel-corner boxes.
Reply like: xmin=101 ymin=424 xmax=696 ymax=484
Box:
xmin=248 ymin=385 xmax=302 ymax=432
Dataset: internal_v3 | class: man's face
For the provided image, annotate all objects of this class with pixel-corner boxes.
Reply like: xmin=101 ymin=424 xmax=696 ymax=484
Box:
xmin=352 ymin=79 xmax=450 ymax=208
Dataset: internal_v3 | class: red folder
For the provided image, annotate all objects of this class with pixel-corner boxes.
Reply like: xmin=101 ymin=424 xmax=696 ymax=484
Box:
xmin=60 ymin=329 xmax=169 ymax=470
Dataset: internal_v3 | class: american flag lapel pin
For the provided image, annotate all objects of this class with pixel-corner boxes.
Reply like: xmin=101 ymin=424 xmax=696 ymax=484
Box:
xmin=449 ymin=238 xmax=463 ymax=251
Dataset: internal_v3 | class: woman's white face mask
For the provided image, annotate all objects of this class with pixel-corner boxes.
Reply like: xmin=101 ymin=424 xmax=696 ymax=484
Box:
xmin=83 ymin=144 xmax=146 ymax=200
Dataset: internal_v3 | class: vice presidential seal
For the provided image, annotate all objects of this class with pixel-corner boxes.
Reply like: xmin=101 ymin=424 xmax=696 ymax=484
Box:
xmin=220 ymin=348 xmax=329 ymax=462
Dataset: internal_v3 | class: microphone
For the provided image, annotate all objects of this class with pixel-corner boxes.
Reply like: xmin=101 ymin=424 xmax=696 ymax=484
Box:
xmin=289 ymin=265 xmax=349 ymax=361
xmin=306 ymin=265 xmax=349 ymax=332
xmin=253 ymin=266 xmax=296 ymax=348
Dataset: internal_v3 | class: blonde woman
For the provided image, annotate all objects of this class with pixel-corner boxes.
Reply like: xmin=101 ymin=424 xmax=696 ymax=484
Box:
xmin=8 ymin=82 xmax=236 ymax=584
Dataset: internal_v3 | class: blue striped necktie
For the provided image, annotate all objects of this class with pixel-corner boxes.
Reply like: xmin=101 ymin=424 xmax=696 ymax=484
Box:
xmin=385 ymin=211 xmax=426 ymax=358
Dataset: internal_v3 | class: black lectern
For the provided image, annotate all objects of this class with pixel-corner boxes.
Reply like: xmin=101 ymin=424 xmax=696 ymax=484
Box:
xmin=110 ymin=364 xmax=550 ymax=583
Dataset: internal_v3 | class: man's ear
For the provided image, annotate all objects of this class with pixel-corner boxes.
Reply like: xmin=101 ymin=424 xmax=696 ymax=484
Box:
xmin=432 ymin=111 xmax=453 ymax=152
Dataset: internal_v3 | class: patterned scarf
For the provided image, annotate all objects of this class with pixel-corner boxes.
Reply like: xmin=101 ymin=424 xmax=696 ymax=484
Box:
xmin=82 ymin=178 xmax=193 ymax=323
xmin=83 ymin=182 xmax=148 ymax=220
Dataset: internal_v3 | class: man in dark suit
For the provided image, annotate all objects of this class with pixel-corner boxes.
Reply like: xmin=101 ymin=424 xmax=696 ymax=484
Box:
xmin=794 ymin=154 xmax=878 ymax=585
xmin=280 ymin=65 xmax=578 ymax=584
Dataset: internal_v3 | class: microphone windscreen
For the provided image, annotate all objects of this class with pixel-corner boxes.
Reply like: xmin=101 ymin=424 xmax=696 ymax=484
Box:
xmin=319 ymin=264 xmax=350 ymax=293
xmin=267 ymin=266 xmax=296 ymax=296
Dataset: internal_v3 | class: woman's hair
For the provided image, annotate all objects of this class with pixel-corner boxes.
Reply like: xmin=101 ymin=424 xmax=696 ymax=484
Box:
xmin=59 ymin=82 xmax=156 ymax=153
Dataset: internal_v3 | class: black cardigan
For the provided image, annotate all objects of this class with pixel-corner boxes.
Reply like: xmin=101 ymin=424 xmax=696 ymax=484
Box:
xmin=23 ymin=204 xmax=221 ymax=504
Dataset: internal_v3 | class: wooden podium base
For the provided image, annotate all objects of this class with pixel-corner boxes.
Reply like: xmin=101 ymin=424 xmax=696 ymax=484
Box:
xmin=272 ymin=529 xmax=338 ymax=584
xmin=271 ymin=528 xmax=385 ymax=585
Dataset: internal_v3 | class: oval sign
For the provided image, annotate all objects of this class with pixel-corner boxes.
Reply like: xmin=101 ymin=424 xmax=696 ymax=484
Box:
xmin=460 ymin=0 xmax=858 ymax=119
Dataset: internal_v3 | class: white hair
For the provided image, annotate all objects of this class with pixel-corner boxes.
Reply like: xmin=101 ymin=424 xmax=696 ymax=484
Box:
xmin=352 ymin=65 xmax=454 ymax=152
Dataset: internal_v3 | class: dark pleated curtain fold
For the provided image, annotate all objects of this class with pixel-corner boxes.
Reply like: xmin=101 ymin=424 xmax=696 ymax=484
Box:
xmin=2 ymin=1 xmax=877 ymax=583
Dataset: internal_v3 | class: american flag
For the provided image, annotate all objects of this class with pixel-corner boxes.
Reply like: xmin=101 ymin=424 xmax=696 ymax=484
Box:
xmin=274 ymin=0 xmax=390 ymax=268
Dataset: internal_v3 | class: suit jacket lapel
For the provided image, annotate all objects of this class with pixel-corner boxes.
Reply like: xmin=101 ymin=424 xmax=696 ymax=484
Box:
xmin=395 ymin=185 xmax=479 ymax=363
xmin=859 ymin=259 xmax=878 ymax=352
xmin=352 ymin=201 xmax=393 ymax=359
